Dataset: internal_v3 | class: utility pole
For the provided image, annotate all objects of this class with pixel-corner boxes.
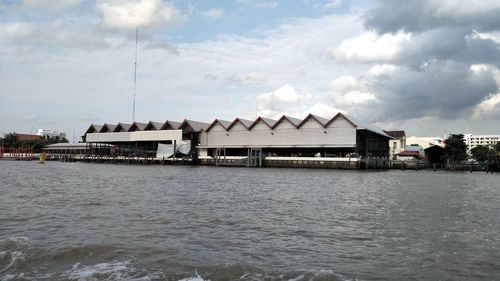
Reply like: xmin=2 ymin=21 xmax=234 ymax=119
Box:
xmin=132 ymin=26 xmax=138 ymax=122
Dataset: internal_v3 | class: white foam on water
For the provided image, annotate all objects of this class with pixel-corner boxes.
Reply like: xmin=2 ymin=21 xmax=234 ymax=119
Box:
xmin=178 ymin=270 xmax=210 ymax=281
xmin=3 ymin=237 xmax=31 ymax=247
xmin=67 ymin=260 xmax=151 ymax=281
xmin=286 ymin=269 xmax=358 ymax=281
xmin=1 ymin=250 xmax=27 ymax=273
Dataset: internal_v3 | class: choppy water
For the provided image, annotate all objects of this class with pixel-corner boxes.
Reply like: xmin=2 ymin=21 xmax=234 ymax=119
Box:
xmin=1 ymin=161 xmax=499 ymax=281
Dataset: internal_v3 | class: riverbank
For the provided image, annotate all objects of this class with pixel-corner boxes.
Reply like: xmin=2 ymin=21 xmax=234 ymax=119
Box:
xmin=2 ymin=155 xmax=497 ymax=172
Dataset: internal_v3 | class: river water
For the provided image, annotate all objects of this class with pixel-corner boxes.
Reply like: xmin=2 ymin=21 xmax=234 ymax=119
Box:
xmin=0 ymin=161 xmax=499 ymax=281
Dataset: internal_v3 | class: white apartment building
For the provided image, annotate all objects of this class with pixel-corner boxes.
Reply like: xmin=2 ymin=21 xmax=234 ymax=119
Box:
xmin=464 ymin=134 xmax=500 ymax=153
xmin=406 ymin=136 xmax=445 ymax=149
xmin=37 ymin=129 xmax=67 ymax=139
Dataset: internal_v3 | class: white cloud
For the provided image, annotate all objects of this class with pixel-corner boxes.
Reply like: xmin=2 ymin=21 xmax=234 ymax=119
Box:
xmin=0 ymin=22 xmax=36 ymax=39
xmin=324 ymin=0 xmax=343 ymax=9
xmin=334 ymin=31 xmax=411 ymax=62
xmin=21 ymin=0 xmax=82 ymax=11
xmin=328 ymin=76 xmax=378 ymax=108
xmin=473 ymin=93 xmax=500 ymax=119
xmin=304 ymin=103 xmax=340 ymax=118
xmin=366 ymin=64 xmax=397 ymax=77
xmin=96 ymin=0 xmax=186 ymax=32
xmin=236 ymin=0 xmax=277 ymax=9
xmin=256 ymin=84 xmax=312 ymax=119
xmin=257 ymin=84 xmax=312 ymax=103
xmin=201 ymin=9 xmax=224 ymax=21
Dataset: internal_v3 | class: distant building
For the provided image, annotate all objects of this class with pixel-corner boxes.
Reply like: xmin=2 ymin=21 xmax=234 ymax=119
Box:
xmin=385 ymin=130 xmax=406 ymax=160
xmin=406 ymin=136 xmax=444 ymax=149
xmin=464 ymin=134 xmax=500 ymax=154
xmin=37 ymin=129 xmax=66 ymax=139
xmin=395 ymin=144 xmax=425 ymax=161
xmin=17 ymin=134 xmax=43 ymax=142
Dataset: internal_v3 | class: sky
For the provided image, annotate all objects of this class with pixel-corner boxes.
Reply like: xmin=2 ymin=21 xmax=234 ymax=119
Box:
xmin=1 ymin=0 xmax=499 ymax=142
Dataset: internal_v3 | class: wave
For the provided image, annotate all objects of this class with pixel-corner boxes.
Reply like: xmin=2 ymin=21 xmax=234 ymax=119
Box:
xmin=0 ymin=237 xmax=355 ymax=281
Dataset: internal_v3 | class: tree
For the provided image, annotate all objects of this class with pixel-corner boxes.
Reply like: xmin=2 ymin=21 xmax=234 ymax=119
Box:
xmin=495 ymin=142 xmax=500 ymax=153
xmin=1 ymin=133 xmax=19 ymax=148
xmin=444 ymin=134 xmax=467 ymax=163
xmin=470 ymin=145 xmax=495 ymax=163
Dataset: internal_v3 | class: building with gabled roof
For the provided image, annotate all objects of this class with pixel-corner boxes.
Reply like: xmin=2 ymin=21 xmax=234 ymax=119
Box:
xmin=81 ymin=113 xmax=391 ymax=163
xmin=199 ymin=112 xmax=391 ymax=159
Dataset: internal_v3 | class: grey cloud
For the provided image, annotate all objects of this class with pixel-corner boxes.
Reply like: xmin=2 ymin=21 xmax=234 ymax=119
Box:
xmin=397 ymin=28 xmax=500 ymax=69
xmin=364 ymin=0 xmax=500 ymax=33
xmin=360 ymin=62 xmax=498 ymax=120
xmin=346 ymin=0 xmax=500 ymax=123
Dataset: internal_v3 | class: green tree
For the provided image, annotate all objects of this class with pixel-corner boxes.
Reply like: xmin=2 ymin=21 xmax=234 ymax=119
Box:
xmin=470 ymin=145 xmax=495 ymax=163
xmin=1 ymin=133 xmax=19 ymax=148
xmin=495 ymin=142 xmax=500 ymax=153
xmin=444 ymin=134 xmax=467 ymax=163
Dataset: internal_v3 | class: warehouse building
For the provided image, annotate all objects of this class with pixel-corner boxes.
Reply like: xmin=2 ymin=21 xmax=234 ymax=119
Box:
xmin=81 ymin=113 xmax=391 ymax=166
xmin=198 ymin=113 xmax=391 ymax=160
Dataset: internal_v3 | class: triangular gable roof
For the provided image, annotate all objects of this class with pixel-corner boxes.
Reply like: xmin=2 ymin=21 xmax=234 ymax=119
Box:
xmin=114 ymin=123 xmax=132 ymax=132
xmin=179 ymin=119 xmax=210 ymax=132
xmin=272 ymin=115 xmax=302 ymax=129
xmin=424 ymin=144 xmax=445 ymax=152
xmin=144 ymin=121 xmax=163 ymax=130
xmin=297 ymin=113 xmax=329 ymax=128
xmin=85 ymin=124 xmax=103 ymax=134
xmin=128 ymin=122 xmax=148 ymax=132
xmin=161 ymin=120 xmax=182 ymax=130
xmin=227 ymin=118 xmax=254 ymax=130
xmin=99 ymin=123 xmax=117 ymax=133
xmin=249 ymin=116 xmax=278 ymax=129
xmin=206 ymin=119 xmax=233 ymax=132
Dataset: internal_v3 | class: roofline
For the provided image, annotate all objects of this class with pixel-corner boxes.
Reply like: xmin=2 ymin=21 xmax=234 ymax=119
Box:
xmin=248 ymin=116 xmax=276 ymax=130
xmin=297 ymin=113 xmax=328 ymax=128
xmin=206 ymin=119 xmax=232 ymax=132
xmin=324 ymin=112 xmax=358 ymax=128
xmin=271 ymin=115 xmax=300 ymax=129
xmin=226 ymin=117 xmax=253 ymax=130
xmin=160 ymin=120 xmax=181 ymax=130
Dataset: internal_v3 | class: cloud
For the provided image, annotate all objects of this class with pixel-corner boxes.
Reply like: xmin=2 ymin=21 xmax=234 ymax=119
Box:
xmin=473 ymin=93 xmax=500 ymax=119
xmin=328 ymin=76 xmax=378 ymax=108
xmin=96 ymin=0 xmax=186 ymax=32
xmin=331 ymin=0 xmax=500 ymax=125
xmin=364 ymin=0 xmax=500 ymax=33
xmin=324 ymin=0 xmax=343 ymax=9
xmin=0 ymin=22 xmax=36 ymax=39
xmin=20 ymin=0 xmax=82 ymax=11
xmin=395 ymin=29 xmax=500 ymax=69
xmin=236 ymin=0 xmax=277 ymax=9
xmin=0 ymin=21 xmax=109 ymax=50
xmin=334 ymin=31 xmax=410 ymax=62
xmin=361 ymin=62 xmax=498 ymax=120
xmin=201 ymin=9 xmax=224 ymax=22
xmin=256 ymin=84 xmax=312 ymax=119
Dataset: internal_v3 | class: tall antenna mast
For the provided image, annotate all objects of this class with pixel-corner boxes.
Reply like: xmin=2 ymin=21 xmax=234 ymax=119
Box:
xmin=132 ymin=26 xmax=138 ymax=122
